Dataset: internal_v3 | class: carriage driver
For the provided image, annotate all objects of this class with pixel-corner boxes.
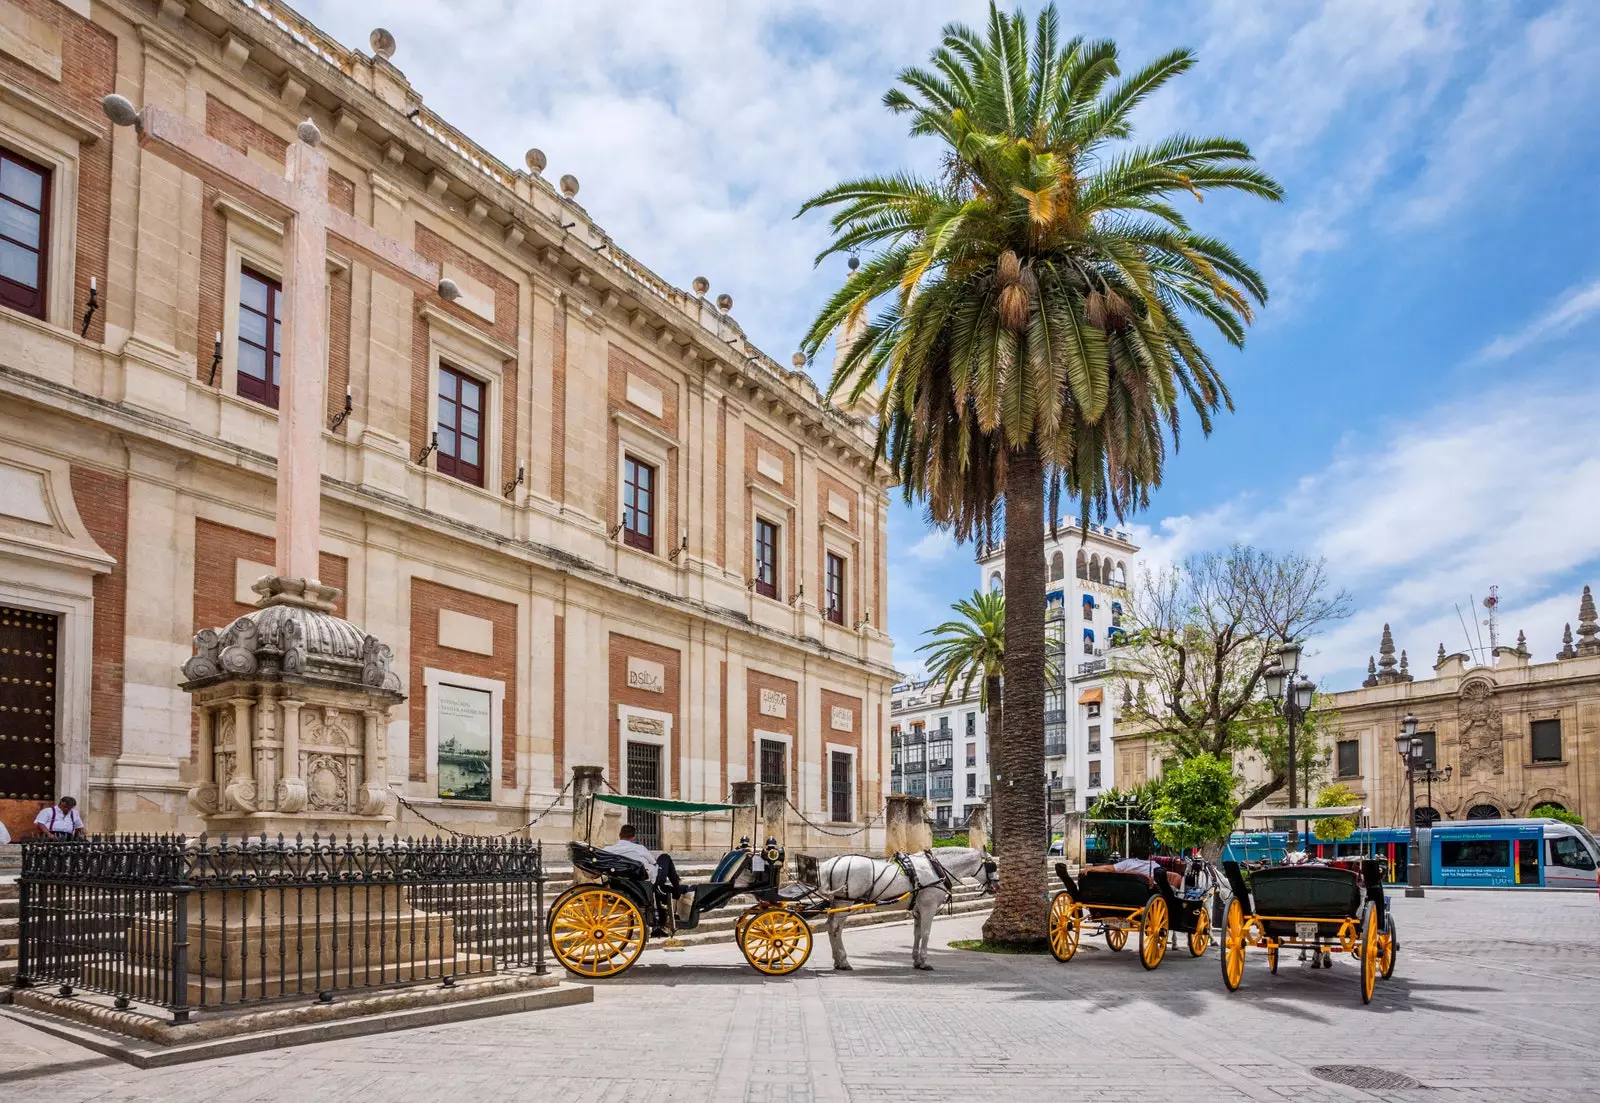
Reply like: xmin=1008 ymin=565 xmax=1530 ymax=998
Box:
xmin=1083 ymin=855 xmax=1184 ymax=890
xmin=603 ymin=824 xmax=688 ymax=897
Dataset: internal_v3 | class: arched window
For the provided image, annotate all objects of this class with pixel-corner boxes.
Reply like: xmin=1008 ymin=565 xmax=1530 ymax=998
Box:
xmin=1050 ymin=551 xmax=1064 ymax=581
xmin=1115 ymin=560 xmax=1127 ymax=586
xmin=1089 ymin=554 xmax=1101 ymax=583
xmin=1466 ymin=804 xmax=1502 ymax=820
xmin=1413 ymin=806 xmax=1440 ymax=827
xmin=1075 ymin=550 xmax=1087 ymax=579
xmin=989 ymin=572 xmax=1002 ymax=593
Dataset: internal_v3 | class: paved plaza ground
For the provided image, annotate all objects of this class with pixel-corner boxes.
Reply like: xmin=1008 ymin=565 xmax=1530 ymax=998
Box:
xmin=2 ymin=888 xmax=1596 ymax=1102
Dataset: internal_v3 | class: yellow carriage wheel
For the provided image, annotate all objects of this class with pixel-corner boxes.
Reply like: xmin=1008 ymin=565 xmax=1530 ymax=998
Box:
xmin=1359 ymin=908 xmax=1378 ymax=1004
xmin=1105 ymin=926 xmax=1128 ymax=952
xmin=1139 ymin=895 xmax=1170 ymax=971
xmin=739 ymin=907 xmax=813 ymax=976
xmin=549 ymin=885 xmax=646 ymax=978
xmin=1188 ymin=922 xmax=1211 ymax=957
xmin=1266 ymin=942 xmax=1279 ymax=974
xmin=1220 ymin=898 xmax=1245 ymax=992
xmin=1377 ymin=915 xmax=1397 ymax=979
xmin=734 ymin=908 xmax=756 ymax=946
xmin=1048 ymin=893 xmax=1082 ymax=963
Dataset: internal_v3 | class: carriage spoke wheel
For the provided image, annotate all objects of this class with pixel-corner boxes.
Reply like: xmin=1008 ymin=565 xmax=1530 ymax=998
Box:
xmin=1188 ymin=922 xmax=1211 ymax=957
xmin=1139 ymin=896 xmax=1169 ymax=971
xmin=549 ymin=886 xmax=645 ymax=978
xmin=1048 ymin=894 xmax=1082 ymax=963
xmin=1377 ymin=915 xmax=1397 ymax=979
xmin=739 ymin=907 xmax=813 ymax=976
xmin=1359 ymin=908 xmax=1379 ymax=1004
xmin=1105 ymin=926 xmax=1128 ymax=952
xmin=1220 ymin=898 xmax=1245 ymax=992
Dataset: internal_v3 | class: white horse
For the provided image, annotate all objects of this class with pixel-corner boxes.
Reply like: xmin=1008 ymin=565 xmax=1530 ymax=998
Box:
xmin=816 ymin=848 xmax=998 ymax=971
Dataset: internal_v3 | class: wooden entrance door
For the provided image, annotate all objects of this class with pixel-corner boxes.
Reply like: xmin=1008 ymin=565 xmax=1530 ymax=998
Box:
xmin=0 ymin=605 xmax=58 ymax=802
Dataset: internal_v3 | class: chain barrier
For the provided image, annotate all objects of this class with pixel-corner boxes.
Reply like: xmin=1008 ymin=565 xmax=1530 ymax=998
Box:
xmin=393 ymin=777 xmax=575 ymax=839
xmin=784 ymin=797 xmax=885 ymax=838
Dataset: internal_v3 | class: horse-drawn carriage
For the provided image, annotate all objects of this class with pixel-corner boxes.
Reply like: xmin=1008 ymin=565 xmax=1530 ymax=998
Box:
xmin=547 ymin=793 xmax=818 ymax=977
xmin=1218 ymin=806 xmax=1398 ymax=1004
xmin=1048 ymin=855 xmax=1218 ymax=969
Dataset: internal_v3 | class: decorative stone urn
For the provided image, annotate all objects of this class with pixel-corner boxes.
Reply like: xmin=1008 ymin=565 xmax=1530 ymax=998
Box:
xmin=180 ymin=576 xmax=405 ymax=836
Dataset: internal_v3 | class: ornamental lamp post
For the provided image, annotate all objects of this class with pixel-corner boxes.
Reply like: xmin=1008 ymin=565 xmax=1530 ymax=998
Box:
xmin=1265 ymin=640 xmax=1315 ymax=850
xmin=1395 ymin=713 xmax=1425 ymax=898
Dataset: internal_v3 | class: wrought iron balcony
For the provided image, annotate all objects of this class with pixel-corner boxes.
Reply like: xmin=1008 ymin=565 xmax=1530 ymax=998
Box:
xmin=1044 ymin=741 xmax=1068 ymax=758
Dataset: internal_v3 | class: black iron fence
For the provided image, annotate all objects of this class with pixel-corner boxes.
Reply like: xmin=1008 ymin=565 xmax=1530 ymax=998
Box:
xmin=16 ymin=834 xmax=547 ymax=1023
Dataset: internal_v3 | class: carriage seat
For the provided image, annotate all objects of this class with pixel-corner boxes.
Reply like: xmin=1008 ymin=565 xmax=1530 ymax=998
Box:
xmin=569 ymin=841 xmax=650 ymax=882
xmin=1077 ymin=870 xmax=1163 ymax=909
xmin=684 ymin=849 xmax=754 ymax=913
xmin=1247 ymin=866 xmax=1361 ymax=919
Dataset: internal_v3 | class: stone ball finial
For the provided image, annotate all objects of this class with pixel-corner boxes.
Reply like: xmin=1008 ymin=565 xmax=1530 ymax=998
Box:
xmin=716 ymin=293 xmax=733 ymax=313
xmin=791 ymin=352 xmax=807 ymax=368
xmin=296 ymin=119 xmax=322 ymax=146
xmin=692 ymin=276 xmax=710 ymax=296
xmin=370 ymin=28 xmax=397 ymax=59
xmin=102 ymin=94 xmax=140 ymax=128
xmin=559 ymin=173 xmax=580 ymax=198
xmin=525 ymin=148 xmax=547 ymax=174
xmin=437 ymin=278 xmax=461 ymax=303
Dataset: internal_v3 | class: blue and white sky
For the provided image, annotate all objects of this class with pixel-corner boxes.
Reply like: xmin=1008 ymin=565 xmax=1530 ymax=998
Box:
xmin=301 ymin=0 xmax=1600 ymax=691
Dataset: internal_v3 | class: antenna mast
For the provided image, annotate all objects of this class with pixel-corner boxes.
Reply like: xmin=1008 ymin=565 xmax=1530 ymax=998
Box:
xmin=1482 ymin=586 xmax=1500 ymax=654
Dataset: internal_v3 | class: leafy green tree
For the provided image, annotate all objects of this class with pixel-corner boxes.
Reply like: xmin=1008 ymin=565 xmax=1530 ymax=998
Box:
xmin=1087 ymin=781 xmax=1163 ymax=858
xmin=1531 ymin=803 xmax=1584 ymax=826
xmin=1313 ymin=782 xmax=1361 ymax=842
xmin=1152 ymin=753 xmax=1237 ymax=853
xmin=919 ymin=588 xmax=1006 ymax=765
xmin=799 ymin=2 xmax=1280 ymax=942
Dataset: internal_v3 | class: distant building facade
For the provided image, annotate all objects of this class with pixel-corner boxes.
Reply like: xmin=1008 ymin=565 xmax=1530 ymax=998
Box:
xmin=1112 ymin=587 xmax=1600 ymax=829
xmin=888 ymin=679 xmax=986 ymax=829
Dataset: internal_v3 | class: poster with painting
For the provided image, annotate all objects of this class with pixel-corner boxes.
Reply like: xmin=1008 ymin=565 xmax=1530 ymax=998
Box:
xmin=437 ymin=683 xmax=492 ymax=801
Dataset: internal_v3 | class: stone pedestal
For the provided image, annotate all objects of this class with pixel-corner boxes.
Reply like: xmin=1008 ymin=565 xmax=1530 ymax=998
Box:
xmin=730 ymin=781 xmax=759 ymax=847
xmin=966 ymin=803 xmax=989 ymax=854
xmin=568 ymin=765 xmax=606 ymax=844
xmin=904 ymin=796 xmax=931 ymax=851
xmin=884 ymin=794 xmax=909 ymax=856
xmin=181 ymin=577 xmax=404 ymax=838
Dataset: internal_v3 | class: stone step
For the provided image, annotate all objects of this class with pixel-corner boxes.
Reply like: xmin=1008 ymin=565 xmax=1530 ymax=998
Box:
xmin=1 ymin=938 xmax=15 ymax=962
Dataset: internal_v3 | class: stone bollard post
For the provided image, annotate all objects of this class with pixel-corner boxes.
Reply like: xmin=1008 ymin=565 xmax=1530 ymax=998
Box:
xmin=760 ymin=783 xmax=789 ymax=884
xmin=731 ymin=781 xmax=759 ymax=850
xmin=884 ymin=793 xmax=909 ymax=856
xmin=966 ymin=802 xmax=989 ymax=854
xmin=905 ymin=796 xmax=930 ymax=850
xmin=570 ymin=765 xmax=606 ymax=844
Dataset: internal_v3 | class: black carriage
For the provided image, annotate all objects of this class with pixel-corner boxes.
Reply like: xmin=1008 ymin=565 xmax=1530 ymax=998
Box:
xmin=547 ymin=794 xmax=816 ymax=978
xmin=1048 ymin=858 xmax=1215 ymax=969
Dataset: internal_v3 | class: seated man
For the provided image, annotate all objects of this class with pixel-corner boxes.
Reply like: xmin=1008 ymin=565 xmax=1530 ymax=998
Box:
xmin=1083 ymin=855 xmax=1184 ymax=891
xmin=602 ymin=825 xmax=687 ymax=896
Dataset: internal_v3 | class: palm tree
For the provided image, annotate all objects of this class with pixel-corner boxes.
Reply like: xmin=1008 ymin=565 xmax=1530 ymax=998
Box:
xmin=919 ymin=589 xmax=1007 ymax=805
xmin=799 ymin=4 xmax=1280 ymax=941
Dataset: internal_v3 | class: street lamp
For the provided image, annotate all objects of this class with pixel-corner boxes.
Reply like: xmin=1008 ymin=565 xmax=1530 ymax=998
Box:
xmin=1264 ymin=640 xmax=1316 ymax=849
xmin=1394 ymin=713 xmax=1426 ymax=898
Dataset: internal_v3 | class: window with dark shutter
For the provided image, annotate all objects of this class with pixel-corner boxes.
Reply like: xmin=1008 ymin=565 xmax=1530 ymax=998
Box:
xmin=760 ymin=738 xmax=786 ymax=792
xmin=1336 ymin=739 xmax=1360 ymax=777
xmin=754 ymin=517 xmax=779 ymax=599
xmin=237 ymin=267 xmax=282 ymax=408
xmin=622 ymin=455 xmax=656 ymax=552
xmin=830 ymin=751 xmax=853 ymax=822
xmin=436 ymin=364 xmax=486 ymax=487
xmin=0 ymin=150 xmax=49 ymax=319
xmin=825 ymin=552 xmax=846 ymax=625
xmin=1530 ymin=718 xmax=1562 ymax=763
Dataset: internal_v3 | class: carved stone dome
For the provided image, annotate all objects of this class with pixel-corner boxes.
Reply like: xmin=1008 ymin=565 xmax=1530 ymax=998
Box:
xmin=182 ymin=598 xmax=402 ymax=696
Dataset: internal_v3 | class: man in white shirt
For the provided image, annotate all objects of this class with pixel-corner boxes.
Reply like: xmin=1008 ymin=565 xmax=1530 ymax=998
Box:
xmin=602 ymin=824 xmax=658 ymax=884
xmin=34 ymin=796 xmax=85 ymax=840
xmin=1083 ymin=855 xmax=1183 ymax=890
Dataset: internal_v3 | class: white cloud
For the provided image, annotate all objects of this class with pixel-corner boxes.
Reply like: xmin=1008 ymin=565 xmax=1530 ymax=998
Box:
xmin=904 ymin=529 xmax=957 ymax=563
xmin=1143 ymin=383 xmax=1600 ymax=686
xmin=1477 ymin=279 xmax=1600 ymax=362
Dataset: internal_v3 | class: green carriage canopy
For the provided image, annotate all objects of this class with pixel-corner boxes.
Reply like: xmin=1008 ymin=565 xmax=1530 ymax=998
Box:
xmin=593 ymin=793 xmax=750 ymax=814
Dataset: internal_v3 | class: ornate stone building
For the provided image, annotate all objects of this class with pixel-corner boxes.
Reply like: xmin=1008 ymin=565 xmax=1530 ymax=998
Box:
xmin=0 ymin=0 xmax=895 ymax=849
xmin=1110 ymin=587 xmax=1600 ymax=828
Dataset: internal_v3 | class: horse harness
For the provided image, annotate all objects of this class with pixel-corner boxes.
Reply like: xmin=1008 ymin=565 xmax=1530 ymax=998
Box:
xmin=893 ymin=849 xmax=955 ymax=898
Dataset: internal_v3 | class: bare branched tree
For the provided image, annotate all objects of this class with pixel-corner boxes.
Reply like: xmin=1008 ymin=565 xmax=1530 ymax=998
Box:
xmin=1113 ymin=545 xmax=1351 ymax=813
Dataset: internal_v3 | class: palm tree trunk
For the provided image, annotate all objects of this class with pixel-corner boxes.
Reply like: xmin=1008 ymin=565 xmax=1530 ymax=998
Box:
xmin=983 ymin=447 xmax=1048 ymax=942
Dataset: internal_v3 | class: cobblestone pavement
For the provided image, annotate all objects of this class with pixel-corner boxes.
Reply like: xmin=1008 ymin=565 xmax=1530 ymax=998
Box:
xmin=2 ymin=889 xmax=1597 ymax=1101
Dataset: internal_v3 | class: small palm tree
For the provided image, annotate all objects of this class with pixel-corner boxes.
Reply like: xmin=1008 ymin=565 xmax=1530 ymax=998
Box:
xmin=919 ymin=590 xmax=1007 ymax=799
xmin=800 ymin=3 xmax=1279 ymax=941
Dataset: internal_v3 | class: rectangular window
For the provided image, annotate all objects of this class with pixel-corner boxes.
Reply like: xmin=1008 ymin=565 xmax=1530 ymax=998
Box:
xmin=906 ymin=743 xmax=925 ymax=767
xmin=760 ymin=738 xmax=787 ymax=792
xmin=0 ymin=149 xmax=50 ymax=319
xmin=830 ymin=751 xmax=853 ymax=822
xmin=965 ymin=773 xmax=977 ymax=798
xmin=236 ymin=267 xmax=282 ymax=408
xmin=825 ymin=552 xmax=846 ymax=625
xmin=965 ymin=742 xmax=976 ymax=767
xmin=754 ymin=517 xmax=779 ymax=599
xmin=965 ymin=711 xmax=976 ymax=736
xmin=1088 ymin=725 xmax=1101 ymax=753
xmin=622 ymin=454 xmax=656 ymax=552
xmin=436 ymin=363 xmax=486 ymax=487
xmin=1337 ymin=739 xmax=1360 ymax=778
xmin=1440 ymin=839 xmax=1510 ymax=868
xmin=1082 ymin=596 xmax=1094 ymax=621
xmin=1416 ymin=731 xmax=1437 ymax=770
xmin=1088 ymin=760 xmax=1101 ymax=788
xmin=1531 ymin=718 xmax=1562 ymax=763
xmin=1550 ymin=835 xmax=1595 ymax=871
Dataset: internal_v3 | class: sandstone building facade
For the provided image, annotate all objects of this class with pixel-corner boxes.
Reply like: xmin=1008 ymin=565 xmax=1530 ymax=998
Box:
xmin=0 ymin=0 xmax=895 ymax=849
